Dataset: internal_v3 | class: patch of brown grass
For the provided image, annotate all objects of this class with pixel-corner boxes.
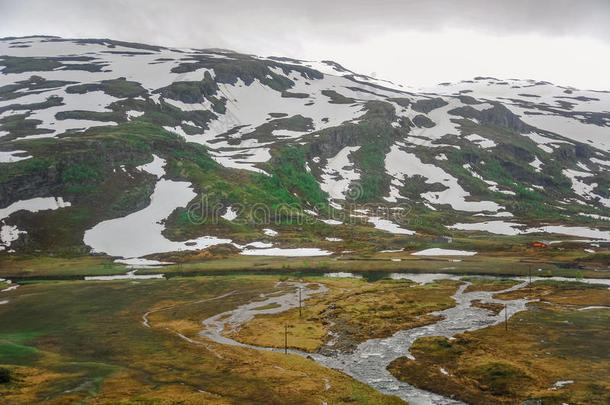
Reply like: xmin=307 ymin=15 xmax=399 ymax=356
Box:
xmin=388 ymin=283 xmax=610 ymax=405
xmin=230 ymin=278 xmax=462 ymax=353
xmin=463 ymin=278 xmax=519 ymax=293
xmin=470 ymin=299 xmax=504 ymax=315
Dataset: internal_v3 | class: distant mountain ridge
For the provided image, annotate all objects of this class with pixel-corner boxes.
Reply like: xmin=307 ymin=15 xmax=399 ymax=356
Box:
xmin=0 ymin=36 xmax=608 ymax=259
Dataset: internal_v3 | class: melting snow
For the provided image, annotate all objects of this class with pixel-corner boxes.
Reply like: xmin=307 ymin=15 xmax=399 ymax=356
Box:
xmin=320 ymin=146 xmax=361 ymax=200
xmin=84 ymin=178 xmax=232 ymax=258
xmin=518 ymin=109 xmax=610 ymax=152
xmin=0 ymin=150 xmax=32 ymax=163
xmin=209 ymin=148 xmax=271 ymax=174
xmin=114 ymin=258 xmax=172 ymax=268
xmin=241 ymin=247 xmax=332 ymax=256
xmin=465 ymin=134 xmax=496 ymax=148
xmin=262 ymin=228 xmax=278 ymax=236
xmin=447 ymin=221 xmax=526 ymax=236
xmin=385 ymin=145 xmax=502 ymax=212
xmin=550 ymin=380 xmax=574 ymax=390
xmin=221 ymin=206 xmax=238 ymax=221
xmin=449 ymin=221 xmax=610 ymax=240
xmin=580 ymin=213 xmax=610 ymax=221
xmin=412 ymin=248 xmax=477 ymax=256
xmin=563 ymin=169 xmax=609 ymax=207
xmin=85 ymin=270 xmax=165 ymax=281
xmin=530 ymin=156 xmax=543 ymax=172
xmin=528 ymin=225 xmax=610 ymax=240
xmin=368 ymin=217 xmax=415 ymax=235
xmin=136 ymin=154 xmax=166 ymax=178
xmin=0 ymin=224 xmax=26 ymax=250
xmin=126 ymin=110 xmax=145 ymax=120
xmin=246 ymin=241 xmax=273 ymax=248
xmin=0 ymin=196 xmax=71 ymax=220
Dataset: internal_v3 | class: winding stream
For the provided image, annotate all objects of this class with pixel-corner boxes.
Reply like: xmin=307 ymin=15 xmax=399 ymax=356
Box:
xmin=196 ymin=274 xmax=609 ymax=405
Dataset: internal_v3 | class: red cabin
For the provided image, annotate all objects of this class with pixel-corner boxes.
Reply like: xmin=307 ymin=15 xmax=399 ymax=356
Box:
xmin=529 ymin=241 xmax=549 ymax=249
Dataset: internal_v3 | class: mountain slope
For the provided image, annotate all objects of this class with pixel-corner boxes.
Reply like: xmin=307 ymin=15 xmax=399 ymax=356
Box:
xmin=0 ymin=36 xmax=609 ymax=259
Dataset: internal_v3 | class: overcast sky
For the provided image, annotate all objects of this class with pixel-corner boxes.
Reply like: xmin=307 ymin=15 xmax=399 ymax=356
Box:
xmin=1 ymin=0 xmax=609 ymax=90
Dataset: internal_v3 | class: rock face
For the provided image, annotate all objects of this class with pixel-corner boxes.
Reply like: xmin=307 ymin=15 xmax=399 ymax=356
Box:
xmin=449 ymin=103 xmax=533 ymax=133
xmin=411 ymin=97 xmax=448 ymax=114
xmin=0 ymin=168 xmax=62 ymax=208
xmin=412 ymin=114 xmax=435 ymax=128
xmin=1 ymin=36 xmax=609 ymax=255
xmin=309 ymin=125 xmax=362 ymax=158
xmin=478 ymin=103 xmax=533 ymax=133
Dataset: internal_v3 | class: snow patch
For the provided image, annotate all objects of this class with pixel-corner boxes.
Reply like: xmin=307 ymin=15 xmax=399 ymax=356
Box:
xmin=465 ymin=134 xmax=496 ymax=148
xmin=412 ymin=248 xmax=477 ymax=256
xmin=241 ymin=247 xmax=332 ymax=256
xmin=115 ymin=258 xmax=172 ymax=268
xmin=84 ymin=179 xmax=232 ymax=258
xmin=221 ymin=206 xmax=238 ymax=221
xmin=368 ymin=217 xmax=415 ymax=235
xmin=321 ymin=219 xmax=342 ymax=225
xmin=0 ymin=150 xmax=31 ymax=163
xmin=136 ymin=154 xmax=166 ymax=178
xmin=0 ymin=197 xmax=71 ymax=220
xmin=262 ymin=228 xmax=278 ymax=237
xmin=320 ymin=146 xmax=361 ymax=200
xmin=385 ymin=145 xmax=501 ymax=212
xmin=530 ymin=155 xmax=543 ymax=172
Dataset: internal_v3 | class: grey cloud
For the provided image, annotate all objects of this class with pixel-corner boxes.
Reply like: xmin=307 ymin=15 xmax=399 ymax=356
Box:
xmin=1 ymin=0 xmax=608 ymax=90
xmin=1 ymin=0 xmax=609 ymax=50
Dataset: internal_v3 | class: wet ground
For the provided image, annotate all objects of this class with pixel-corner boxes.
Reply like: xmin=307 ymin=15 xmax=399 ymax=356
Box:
xmin=196 ymin=274 xmax=609 ymax=405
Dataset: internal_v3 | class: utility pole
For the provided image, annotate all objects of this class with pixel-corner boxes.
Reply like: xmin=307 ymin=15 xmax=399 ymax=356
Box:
xmin=529 ymin=265 xmax=532 ymax=295
xmin=505 ymin=304 xmax=508 ymax=331
xmin=284 ymin=324 xmax=288 ymax=354
xmin=299 ymin=287 xmax=302 ymax=318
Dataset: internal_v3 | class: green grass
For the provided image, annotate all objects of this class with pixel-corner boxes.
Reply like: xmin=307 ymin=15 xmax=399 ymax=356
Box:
xmin=321 ymin=89 xmax=355 ymax=104
xmin=61 ymin=163 xmax=100 ymax=183
xmin=0 ymin=342 xmax=41 ymax=364
xmin=257 ymin=145 xmax=328 ymax=209
xmin=0 ymin=276 xmax=404 ymax=404
xmin=0 ymin=78 xmax=76 ymax=104
xmin=0 ymin=332 xmax=44 ymax=364
xmin=155 ymin=73 xmax=217 ymax=103
xmin=388 ymin=302 xmax=610 ymax=405
xmin=66 ymin=78 xmax=146 ymax=98
xmin=0 ymin=56 xmax=61 ymax=73
xmin=1 ymin=122 xmax=216 ymax=252
xmin=353 ymin=124 xmax=392 ymax=200
xmin=55 ymin=110 xmax=123 ymax=122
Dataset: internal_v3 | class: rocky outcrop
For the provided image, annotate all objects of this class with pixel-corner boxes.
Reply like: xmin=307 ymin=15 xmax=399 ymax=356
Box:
xmin=411 ymin=97 xmax=448 ymax=114
xmin=450 ymin=103 xmax=533 ymax=133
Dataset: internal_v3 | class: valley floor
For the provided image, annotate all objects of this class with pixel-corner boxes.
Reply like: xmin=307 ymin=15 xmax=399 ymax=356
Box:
xmin=0 ymin=258 xmax=608 ymax=404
